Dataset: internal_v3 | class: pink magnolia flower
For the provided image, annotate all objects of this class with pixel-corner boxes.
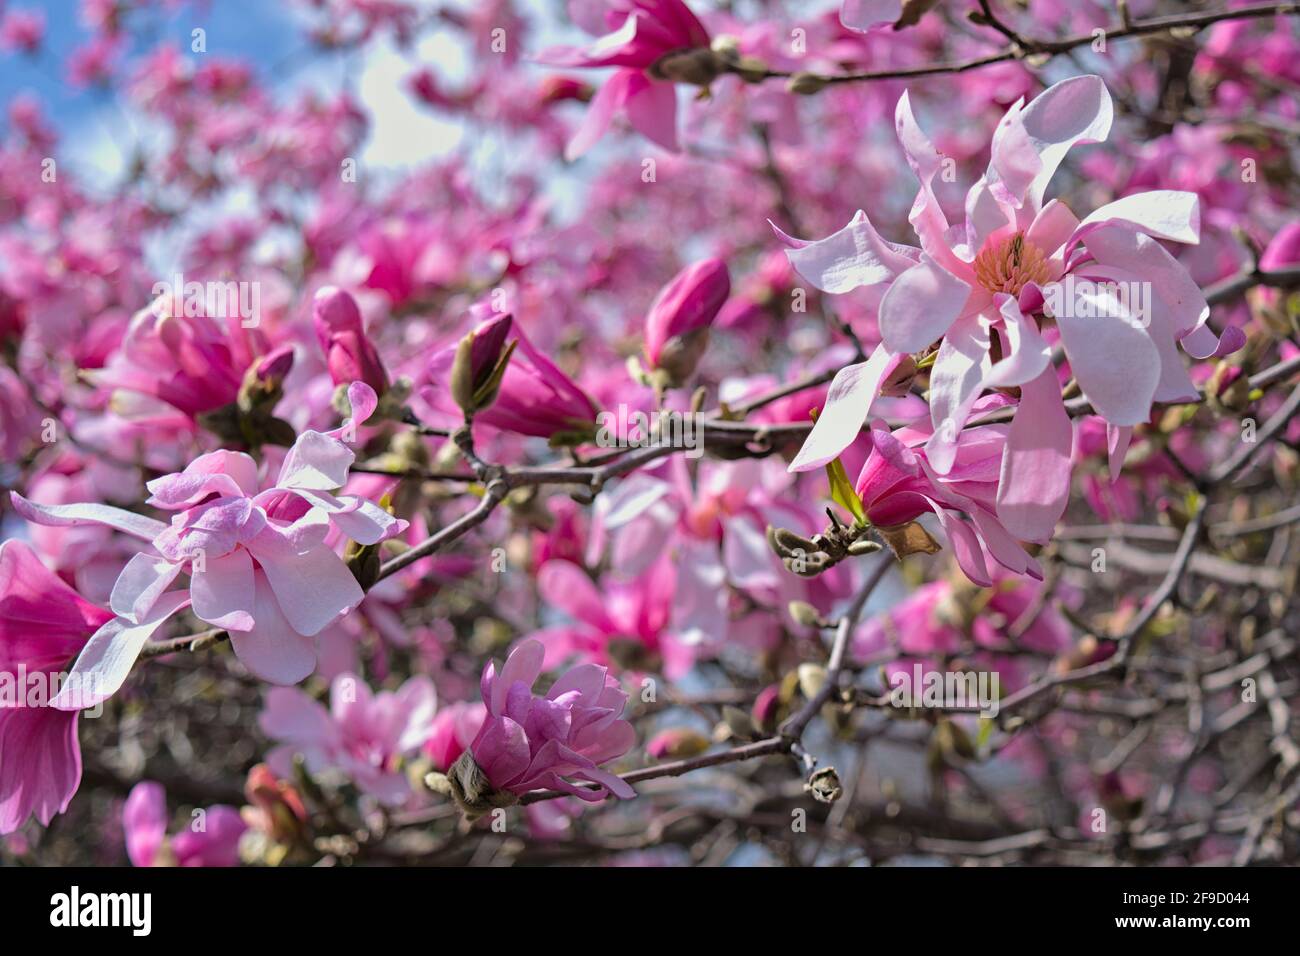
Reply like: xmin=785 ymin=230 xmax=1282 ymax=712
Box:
xmin=781 ymin=75 xmax=1224 ymax=544
xmin=0 ymin=540 xmax=113 ymax=834
xmin=259 ymin=672 xmax=436 ymax=805
xmin=539 ymin=0 xmax=712 ymax=159
xmin=312 ymin=285 xmax=390 ymax=394
xmin=854 ymin=410 xmax=1043 ymax=586
xmin=422 ymin=313 xmax=598 ymax=442
xmin=123 ymin=781 xmax=246 ymax=867
xmin=464 ymin=638 xmax=635 ymax=804
xmin=83 ymin=295 xmax=266 ymax=423
xmin=532 ymin=556 xmax=701 ymax=678
xmin=643 ymin=257 xmax=730 ymax=384
xmin=10 ymin=383 xmax=407 ymax=696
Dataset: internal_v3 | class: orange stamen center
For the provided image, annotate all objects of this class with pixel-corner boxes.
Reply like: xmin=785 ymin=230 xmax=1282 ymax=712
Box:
xmin=972 ymin=232 xmax=1051 ymax=296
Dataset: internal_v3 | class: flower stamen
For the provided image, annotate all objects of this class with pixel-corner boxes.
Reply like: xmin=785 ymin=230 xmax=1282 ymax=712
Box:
xmin=973 ymin=232 xmax=1051 ymax=296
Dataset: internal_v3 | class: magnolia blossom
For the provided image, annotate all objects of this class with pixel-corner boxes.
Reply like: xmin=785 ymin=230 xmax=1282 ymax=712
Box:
xmin=124 ymin=781 xmax=246 ymax=867
xmin=312 ymin=285 xmax=390 ymax=394
xmin=422 ymin=312 xmax=598 ymax=442
xmin=781 ymin=75 xmax=1225 ymax=544
xmin=0 ymin=540 xmax=113 ymax=834
xmin=260 ymin=672 xmax=436 ymax=805
xmin=441 ymin=639 xmax=635 ymax=812
xmin=643 ymin=257 xmax=730 ymax=386
xmin=855 ymin=408 xmax=1042 ymax=586
xmin=539 ymin=0 xmax=712 ymax=159
xmin=10 ymin=383 xmax=407 ymax=696
xmin=532 ymin=556 xmax=698 ymax=677
xmin=83 ymin=295 xmax=267 ymax=423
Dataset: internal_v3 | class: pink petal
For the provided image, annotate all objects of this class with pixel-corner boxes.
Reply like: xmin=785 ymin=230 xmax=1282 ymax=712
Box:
xmin=1079 ymin=224 xmax=1217 ymax=359
xmin=788 ymin=344 xmax=902 ymax=472
xmin=0 ymin=706 xmax=81 ymax=834
xmin=1052 ymin=274 xmax=1161 ymax=425
xmin=925 ymin=314 xmax=993 ymax=474
xmin=9 ymin=492 xmax=167 ymax=542
xmin=190 ymin=548 xmax=256 ymax=631
xmin=878 ymin=256 xmax=972 ymax=353
xmin=986 ymin=296 xmax=1052 ymax=388
xmin=996 ymin=369 xmax=1073 ymax=542
xmin=1107 ymin=424 xmax=1134 ymax=482
xmin=624 ymin=73 xmax=679 ymax=152
xmin=1075 ymin=190 xmax=1200 ymax=245
xmin=259 ymin=686 xmax=334 ymax=747
xmin=565 ymin=68 xmax=636 ymax=161
xmin=774 ymin=210 xmax=919 ymax=294
xmin=123 ymin=781 xmax=167 ymax=867
xmin=51 ymin=591 xmax=191 ymax=711
xmin=246 ymin=529 xmax=363 ymax=638
xmin=109 ymin=552 xmax=184 ymax=624
xmin=538 ymin=560 xmax=617 ymax=633
xmin=228 ymin=571 xmax=317 ymax=684
xmin=1013 ymin=74 xmax=1113 ymax=215
xmin=276 ymin=430 xmax=356 ymax=491
xmin=492 ymin=639 xmax=546 ymax=714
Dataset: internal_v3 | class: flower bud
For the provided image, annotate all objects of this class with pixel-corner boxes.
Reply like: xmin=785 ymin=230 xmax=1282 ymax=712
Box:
xmin=787 ymin=72 xmax=829 ymax=95
xmin=449 ymin=312 xmax=516 ymax=416
xmin=242 ymin=763 xmax=309 ymax=847
xmin=649 ymin=47 xmax=725 ymax=87
xmin=312 ymin=286 xmax=390 ymax=395
xmin=805 ymin=766 xmax=843 ymax=803
xmin=644 ymin=259 xmax=730 ymax=388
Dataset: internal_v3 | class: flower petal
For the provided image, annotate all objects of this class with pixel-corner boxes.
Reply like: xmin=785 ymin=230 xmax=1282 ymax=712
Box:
xmin=228 ymin=571 xmax=318 ymax=684
xmin=774 ymin=210 xmax=919 ymax=294
xmin=1075 ymin=190 xmax=1200 ymax=245
xmin=51 ymin=591 xmax=191 ymax=711
xmin=9 ymin=492 xmax=167 ymax=542
xmin=109 ymin=552 xmax=184 ymax=624
xmin=996 ymin=369 xmax=1073 ymax=542
xmin=788 ymin=344 xmax=902 ymax=472
xmin=191 ymin=548 xmax=256 ymax=631
xmin=246 ymin=528 xmax=363 ymax=637
xmin=878 ymin=256 xmax=972 ymax=353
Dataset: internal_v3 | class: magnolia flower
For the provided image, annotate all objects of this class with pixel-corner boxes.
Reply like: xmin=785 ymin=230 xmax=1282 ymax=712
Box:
xmin=312 ymin=285 xmax=390 ymax=395
xmin=0 ymin=540 xmax=113 ymax=834
xmin=10 ymin=383 xmax=407 ymax=696
xmin=432 ymin=639 xmax=635 ymax=817
xmin=643 ymin=258 xmax=730 ymax=387
xmin=854 ymin=410 xmax=1042 ymax=586
xmin=532 ymin=557 xmax=701 ymax=678
xmin=423 ymin=313 xmax=598 ymax=443
xmin=539 ymin=0 xmax=712 ymax=159
xmin=260 ymin=672 xmax=436 ymax=805
xmin=83 ymin=295 xmax=265 ymax=423
xmin=124 ymin=781 xmax=246 ymax=867
xmin=781 ymin=75 xmax=1224 ymax=544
